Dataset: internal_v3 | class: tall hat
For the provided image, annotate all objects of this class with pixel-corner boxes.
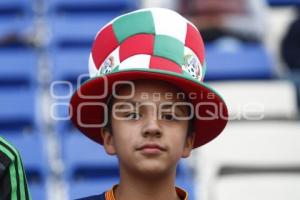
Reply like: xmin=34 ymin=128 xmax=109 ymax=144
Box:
xmin=69 ymin=8 xmax=228 ymax=148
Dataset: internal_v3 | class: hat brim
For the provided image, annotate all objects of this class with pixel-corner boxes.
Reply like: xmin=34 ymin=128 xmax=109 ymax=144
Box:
xmin=69 ymin=69 xmax=228 ymax=148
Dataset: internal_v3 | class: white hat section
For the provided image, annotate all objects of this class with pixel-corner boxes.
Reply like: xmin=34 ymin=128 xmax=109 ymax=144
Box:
xmin=118 ymin=54 xmax=151 ymax=70
xmin=88 ymin=53 xmax=98 ymax=78
xmin=151 ymin=8 xmax=187 ymax=43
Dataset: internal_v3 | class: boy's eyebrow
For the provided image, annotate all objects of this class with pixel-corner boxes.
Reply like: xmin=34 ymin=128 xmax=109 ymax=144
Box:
xmin=160 ymin=103 xmax=187 ymax=115
xmin=113 ymin=100 xmax=140 ymax=109
xmin=113 ymin=100 xmax=188 ymax=114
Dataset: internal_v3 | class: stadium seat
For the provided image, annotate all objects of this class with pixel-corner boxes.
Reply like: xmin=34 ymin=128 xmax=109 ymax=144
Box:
xmin=209 ymin=80 xmax=299 ymax=120
xmin=0 ymin=88 xmax=39 ymax=133
xmin=50 ymin=46 xmax=86 ymax=133
xmin=63 ymin=132 xmax=119 ymax=198
xmin=50 ymin=48 xmax=87 ymax=133
xmin=2 ymin=134 xmax=48 ymax=180
xmin=46 ymin=0 xmax=136 ymax=14
xmin=63 ymin=132 xmax=119 ymax=181
xmin=50 ymin=48 xmax=90 ymax=84
xmin=3 ymin=134 xmax=48 ymax=200
xmin=50 ymin=83 xmax=75 ymax=133
xmin=49 ymin=14 xmax=119 ymax=48
xmin=267 ymin=0 xmax=300 ymax=6
xmin=68 ymin=178 xmax=119 ymax=199
xmin=50 ymin=46 xmax=88 ymax=134
xmin=213 ymin=174 xmax=300 ymax=200
xmin=195 ymin=121 xmax=300 ymax=200
xmin=0 ymin=0 xmax=33 ymax=16
xmin=205 ymin=41 xmax=275 ymax=80
xmin=176 ymin=172 xmax=196 ymax=200
xmin=29 ymin=183 xmax=47 ymax=200
xmin=0 ymin=17 xmax=33 ymax=41
xmin=0 ymin=49 xmax=38 ymax=87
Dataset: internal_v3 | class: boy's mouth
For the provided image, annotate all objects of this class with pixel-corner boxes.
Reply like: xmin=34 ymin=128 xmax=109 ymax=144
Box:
xmin=136 ymin=143 xmax=167 ymax=154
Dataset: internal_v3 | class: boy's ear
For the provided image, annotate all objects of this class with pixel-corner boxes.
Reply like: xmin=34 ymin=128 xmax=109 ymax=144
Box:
xmin=101 ymin=128 xmax=117 ymax=155
xmin=181 ymin=132 xmax=195 ymax=158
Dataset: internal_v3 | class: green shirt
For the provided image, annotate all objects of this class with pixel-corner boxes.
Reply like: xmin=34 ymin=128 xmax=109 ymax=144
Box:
xmin=0 ymin=137 xmax=31 ymax=200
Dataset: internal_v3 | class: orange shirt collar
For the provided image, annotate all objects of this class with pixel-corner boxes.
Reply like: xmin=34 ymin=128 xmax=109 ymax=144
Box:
xmin=105 ymin=184 xmax=188 ymax=200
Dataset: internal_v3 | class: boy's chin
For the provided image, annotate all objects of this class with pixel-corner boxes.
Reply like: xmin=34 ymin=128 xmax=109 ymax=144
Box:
xmin=134 ymin=162 xmax=174 ymax=178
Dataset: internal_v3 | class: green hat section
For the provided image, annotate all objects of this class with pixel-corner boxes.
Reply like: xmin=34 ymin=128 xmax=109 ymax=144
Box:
xmin=154 ymin=35 xmax=184 ymax=66
xmin=113 ymin=11 xmax=155 ymax=43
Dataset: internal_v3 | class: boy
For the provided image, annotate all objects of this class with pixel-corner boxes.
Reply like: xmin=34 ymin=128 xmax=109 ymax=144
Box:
xmin=69 ymin=8 xmax=228 ymax=200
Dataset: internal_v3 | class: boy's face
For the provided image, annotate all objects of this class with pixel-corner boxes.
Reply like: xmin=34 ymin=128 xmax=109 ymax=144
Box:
xmin=101 ymin=80 xmax=195 ymax=178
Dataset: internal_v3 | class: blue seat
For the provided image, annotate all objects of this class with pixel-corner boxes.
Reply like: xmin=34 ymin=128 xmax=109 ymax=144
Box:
xmin=0 ymin=88 xmax=39 ymax=133
xmin=0 ymin=17 xmax=33 ymax=40
xmin=176 ymin=175 xmax=195 ymax=200
xmin=63 ymin=132 xmax=119 ymax=181
xmin=46 ymin=0 xmax=136 ymax=13
xmin=51 ymin=83 xmax=75 ymax=132
xmin=267 ymin=0 xmax=300 ymax=6
xmin=176 ymin=161 xmax=196 ymax=200
xmin=68 ymin=178 xmax=119 ymax=199
xmin=3 ymin=134 xmax=48 ymax=200
xmin=0 ymin=49 xmax=37 ymax=87
xmin=50 ymin=48 xmax=90 ymax=83
xmin=28 ymin=183 xmax=47 ymax=200
xmin=0 ymin=0 xmax=33 ymax=15
xmin=50 ymin=48 xmax=89 ymax=132
xmin=62 ymin=129 xmax=119 ymax=198
xmin=2 ymin=134 xmax=48 ymax=178
xmin=49 ymin=14 xmax=118 ymax=48
xmin=205 ymin=41 xmax=275 ymax=80
xmin=50 ymin=48 xmax=86 ymax=132
xmin=0 ymin=3 xmax=33 ymax=48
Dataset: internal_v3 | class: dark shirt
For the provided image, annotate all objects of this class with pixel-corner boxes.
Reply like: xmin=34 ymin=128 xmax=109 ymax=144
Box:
xmin=75 ymin=185 xmax=188 ymax=200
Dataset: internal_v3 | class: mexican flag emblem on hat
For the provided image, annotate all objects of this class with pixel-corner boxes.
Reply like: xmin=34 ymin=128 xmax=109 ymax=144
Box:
xmin=70 ymin=8 xmax=228 ymax=148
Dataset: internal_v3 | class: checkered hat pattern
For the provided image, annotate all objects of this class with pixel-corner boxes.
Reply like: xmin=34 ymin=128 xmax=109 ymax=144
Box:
xmin=88 ymin=8 xmax=206 ymax=83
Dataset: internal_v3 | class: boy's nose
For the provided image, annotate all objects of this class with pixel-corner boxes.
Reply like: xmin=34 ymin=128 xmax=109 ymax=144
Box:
xmin=141 ymin=117 xmax=162 ymax=138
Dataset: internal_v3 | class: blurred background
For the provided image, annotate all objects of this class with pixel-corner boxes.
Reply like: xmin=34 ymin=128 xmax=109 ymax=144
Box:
xmin=0 ymin=0 xmax=300 ymax=199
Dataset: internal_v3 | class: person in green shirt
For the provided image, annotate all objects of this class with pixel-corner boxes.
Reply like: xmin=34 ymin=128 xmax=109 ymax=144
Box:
xmin=0 ymin=137 xmax=31 ymax=200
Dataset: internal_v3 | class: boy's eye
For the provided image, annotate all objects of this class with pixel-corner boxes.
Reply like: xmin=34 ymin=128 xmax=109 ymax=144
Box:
xmin=161 ymin=113 xmax=176 ymax=121
xmin=125 ymin=112 xmax=140 ymax=120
